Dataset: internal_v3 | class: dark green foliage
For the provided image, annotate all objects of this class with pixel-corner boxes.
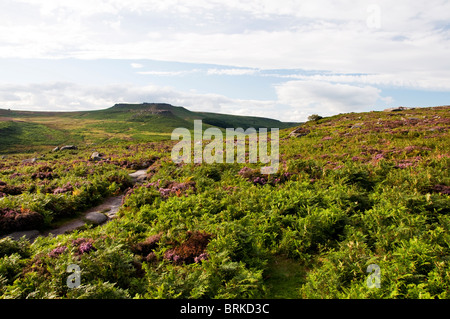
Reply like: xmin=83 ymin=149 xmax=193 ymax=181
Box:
xmin=307 ymin=114 xmax=323 ymax=122
xmin=0 ymin=237 xmax=31 ymax=258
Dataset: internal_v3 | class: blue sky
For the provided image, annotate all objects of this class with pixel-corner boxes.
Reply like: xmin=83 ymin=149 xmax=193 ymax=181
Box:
xmin=1 ymin=0 xmax=449 ymax=122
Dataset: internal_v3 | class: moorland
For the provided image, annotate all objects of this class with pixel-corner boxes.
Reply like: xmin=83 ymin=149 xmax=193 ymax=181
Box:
xmin=0 ymin=104 xmax=448 ymax=299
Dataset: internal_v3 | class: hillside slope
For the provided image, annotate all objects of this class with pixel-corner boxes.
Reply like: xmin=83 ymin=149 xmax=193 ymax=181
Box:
xmin=0 ymin=103 xmax=299 ymax=154
xmin=0 ymin=105 xmax=448 ymax=300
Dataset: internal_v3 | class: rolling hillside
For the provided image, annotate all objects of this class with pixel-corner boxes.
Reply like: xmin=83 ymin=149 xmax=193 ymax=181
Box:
xmin=0 ymin=105 xmax=448 ymax=300
xmin=0 ymin=103 xmax=299 ymax=154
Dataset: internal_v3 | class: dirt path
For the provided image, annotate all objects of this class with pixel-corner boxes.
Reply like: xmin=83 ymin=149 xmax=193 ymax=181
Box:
xmin=41 ymin=195 xmax=125 ymax=237
xmin=3 ymin=168 xmax=148 ymax=242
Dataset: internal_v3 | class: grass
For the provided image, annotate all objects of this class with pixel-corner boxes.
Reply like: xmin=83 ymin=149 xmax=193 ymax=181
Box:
xmin=0 ymin=121 xmax=69 ymax=153
xmin=0 ymin=103 xmax=299 ymax=154
xmin=264 ymin=255 xmax=308 ymax=298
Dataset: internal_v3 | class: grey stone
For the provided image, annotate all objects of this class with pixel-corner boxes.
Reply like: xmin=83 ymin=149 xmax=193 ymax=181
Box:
xmin=129 ymin=169 xmax=148 ymax=183
xmin=91 ymin=152 xmax=103 ymax=161
xmin=288 ymin=127 xmax=310 ymax=138
xmin=22 ymin=157 xmax=37 ymax=164
xmin=60 ymin=145 xmax=77 ymax=151
xmin=351 ymin=123 xmax=364 ymax=129
xmin=84 ymin=212 xmax=108 ymax=225
xmin=383 ymin=106 xmax=412 ymax=112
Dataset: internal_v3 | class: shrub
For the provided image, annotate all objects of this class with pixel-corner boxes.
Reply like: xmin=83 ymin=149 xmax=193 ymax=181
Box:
xmin=131 ymin=233 xmax=162 ymax=257
xmin=164 ymin=231 xmax=212 ymax=265
xmin=0 ymin=183 xmax=23 ymax=195
xmin=121 ymin=186 xmax=161 ymax=212
xmin=279 ymin=207 xmax=348 ymax=259
xmin=75 ymin=241 xmax=140 ymax=292
xmin=308 ymin=114 xmax=323 ymax=122
xmin=0 ymin=237 xmax=31 ymax=258
xmin=52 ymin=183 xmax=73 ymax=195
xmin=66 ymin=281 xmax=130 ymax=299
xmin=299 ymin=231 xmax=373 ymax=298
xmin=0 ymin=208 xmax=44 ymax=234
xmin=287 ymin=159 xmax=323 ymax=179
xmin=0 ymin=253 xmax=26 ymax=285
xmin=72 ymin=238 xmax=96 ymax=256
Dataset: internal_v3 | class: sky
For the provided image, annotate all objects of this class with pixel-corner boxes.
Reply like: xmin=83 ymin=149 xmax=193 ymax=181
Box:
xmin=0 ymin=0 xmax=449 ymax=122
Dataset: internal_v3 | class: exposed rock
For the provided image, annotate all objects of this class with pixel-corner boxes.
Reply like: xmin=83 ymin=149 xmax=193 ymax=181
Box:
xmin=289 ymin=127 xmax=310 ymax=138
xmin=22 ymin=158 xmax=37 ymax=164
xmin=60 ymin=145 xmax=78 ymax=151
xmin=383 ymin=106 xmax=412 ymax=112
xmin=129 ymin=169 xmax=148 ymax=183
xmin=52 ymin=146 xmax=60 ymax=152
xmin=351 ymin=123 xmax=364 ymax=129
xmin=84 ymin=212 xmax=108 ymax=225
xmin=91 ymin=152 xmax=103 ymax=161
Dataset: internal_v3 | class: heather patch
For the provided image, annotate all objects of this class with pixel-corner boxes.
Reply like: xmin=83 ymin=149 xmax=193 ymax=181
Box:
xmin=163 ymin=231 xmax=212 ymax=265
xmin=0 ymin=208 xmax=44 ymax=234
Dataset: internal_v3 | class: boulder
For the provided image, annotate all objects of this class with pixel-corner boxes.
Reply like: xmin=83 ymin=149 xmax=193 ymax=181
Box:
xmin=90 ymin=152 xmax=103 ymax=161
xmin=351 ymin=123 xmax=364 ymax=129
xmin=60 ymin=145 xmax=78 ymax=151
xmin=84 ymin=212 xmax=108 ymax=225
xmin=129 ymin=169 xmax=148 ymax=183
xmin=289 ymin=127 xmax=310 ymax=138
xmin=383 ymin=106 xmax=411 ymax=112
xmin=22 ymin=158 xmax=37 ymax=164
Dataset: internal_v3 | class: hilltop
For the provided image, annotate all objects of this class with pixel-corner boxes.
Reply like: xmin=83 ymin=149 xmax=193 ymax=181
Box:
xmin=0 ymin=103 xmax=298 ymax=154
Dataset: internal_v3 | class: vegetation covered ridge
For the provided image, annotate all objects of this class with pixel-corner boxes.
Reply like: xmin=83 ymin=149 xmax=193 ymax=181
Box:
xmin=0 ymin=105 xmax=449 ymax=299
xmin=0 ymin=103 xmax=299 ymax=154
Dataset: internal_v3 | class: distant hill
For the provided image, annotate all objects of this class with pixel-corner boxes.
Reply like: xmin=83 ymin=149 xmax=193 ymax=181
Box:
xmin=0 ymin=103 xmax=299 ymax=154
xmin=86 ymin=103 xmax=298 ymax=130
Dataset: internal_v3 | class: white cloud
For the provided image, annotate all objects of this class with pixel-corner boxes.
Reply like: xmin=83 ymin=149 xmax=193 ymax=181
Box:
xmin=1 ymin=0 xmax=449 ymax=120
xmin=136 ymin=70 xmax=199 ymax=76
xmin=275 ymin=80 xmax=384 ymax=117
xmin=206 ymin=68 xmax=259 ymax=76
xmin=0 ymin=82 xmax=297 ymax=120
xmin=130 ymin=63 xmax=143 ymax=68
xmin=0 ymin=80 xmax=391 ymax=122
xmin=2 ymin=0 xmax=449 ymax=77
xmin=270 ymin=71 xmax=450 ymax=92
